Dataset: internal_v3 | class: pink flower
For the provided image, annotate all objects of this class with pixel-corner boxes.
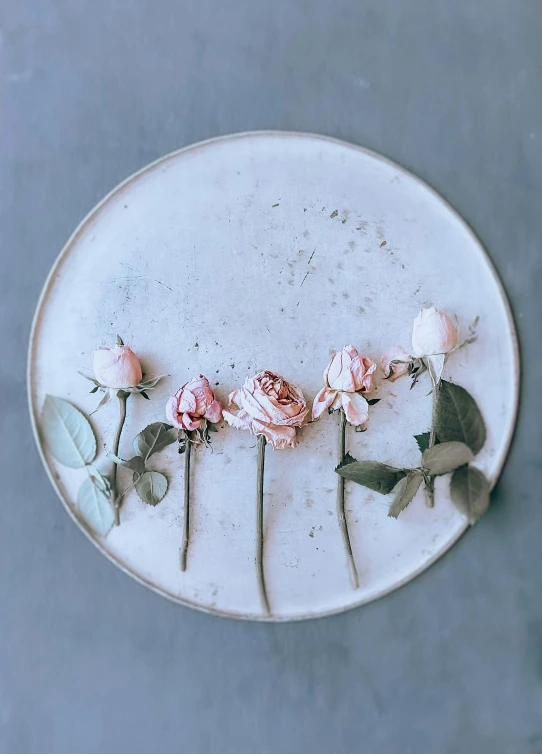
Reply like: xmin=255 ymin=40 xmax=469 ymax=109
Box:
xmin=166 ymin=375 xmax=223 ymax=431
xmin=223 ymin=371 xmax=308 ymax=449
xmin=411 ymin=307 xmax=458 ymax=357
xmin=93 ymin=345 xmax=143 ymax=389
xmin=380 ymin=345 xmax=411 ymax=381
xmin=312 ymin=345 xmax=376 ymax=426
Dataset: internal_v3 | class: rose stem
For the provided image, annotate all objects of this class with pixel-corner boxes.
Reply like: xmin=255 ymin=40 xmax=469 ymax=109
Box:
xmin=111 ymin=391 xmax=128 ymax=526
xmin=426 ymin=384 xmax=439 ymax=508
xmin=256 ymin=434 xmax=271 ymax=615
xmin=338 ymin=408 xmax=359 ymax=589
xmin=180 ymin=436 xmax=191 ymax=572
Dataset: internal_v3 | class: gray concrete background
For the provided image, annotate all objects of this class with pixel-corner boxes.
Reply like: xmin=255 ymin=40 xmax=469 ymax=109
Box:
xmin=1 ymin=1 xmax=541 ymax=752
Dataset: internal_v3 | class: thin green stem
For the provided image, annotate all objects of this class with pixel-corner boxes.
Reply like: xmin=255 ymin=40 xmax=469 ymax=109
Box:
xmin=256 ymin=434 xmax=270 ymax=615
xmin=337 ymin=408 xmax=359 ymax=589
xmin=111 ymin=392 xmax=128 ymax=525
xmin=426 ymin=385 xmax=438 ymax=508
xmin=180 ymin=436 xmax=192 ymax=572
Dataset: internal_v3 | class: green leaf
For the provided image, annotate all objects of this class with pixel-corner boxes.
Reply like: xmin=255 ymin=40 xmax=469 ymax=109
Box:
xmin=450 ymin=465 xmax=490 ymax=523
xmin=134 ymin=471 xmax=168 ymax=506
xmin=422 ymin=441 xmax=474 ymax=476
xmin=78 ymin=477 xmax=115 ymax=536
xmin=414 ymin=432 xmax=430 ymax=453
xmin=41 ymin=395 xmax=97 ymax=468
xmin=132 ymin=422 xmax=177 ymax=461
xmin=388 ymin=471 xmax=424 ymax=518
xmin=434 ymin=380 xmax=486 ymax=454
xmin=335 ymin=455 xmax=407 ymax=494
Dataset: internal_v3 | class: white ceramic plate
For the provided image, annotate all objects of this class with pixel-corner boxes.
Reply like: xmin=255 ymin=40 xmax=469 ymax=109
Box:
xmin=28 ymin=131 xmax=519 ymax=621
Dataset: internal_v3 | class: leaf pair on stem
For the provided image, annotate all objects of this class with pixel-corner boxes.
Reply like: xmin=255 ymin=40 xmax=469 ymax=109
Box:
xmin=336 ymin=380 xmax=490 ymax=523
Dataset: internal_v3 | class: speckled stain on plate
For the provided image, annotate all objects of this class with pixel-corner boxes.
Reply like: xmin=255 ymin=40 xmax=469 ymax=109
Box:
xmin=27 ymin=131 xmax=520 ymax=621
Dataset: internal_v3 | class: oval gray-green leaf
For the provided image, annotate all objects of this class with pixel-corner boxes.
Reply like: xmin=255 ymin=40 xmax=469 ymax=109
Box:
xmin=388 ymin=471 xmax=424 ymax=519
xmin=41 ymin=395 xmax=97 ymax=468
xmin=335 ymin=457 xmax=407 ymax=494
xmin=450 ymin=465 xmax=490 ymax=523
xmin=422 ymin=441 xmax=474 ymax=475
xmin=135 ymin=471 xmax=168 ymax=506
xmin=133 ymin=422 xmax=177 ymax=461
xmin=78 ymin=477 xmax=115 ymax=536
xmin=434 ymin=380 xmax=486 ymax=454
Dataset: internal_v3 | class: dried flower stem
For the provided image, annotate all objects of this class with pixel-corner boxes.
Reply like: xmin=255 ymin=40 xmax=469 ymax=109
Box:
xmin=338 ymin=408 xmax=359 ymax=589
xmin=111 ymin=391 xmax=128 ymax=526
xmin=180 ymin=436 xmax=192 ymax=572
xmin=256 ymin=434 xmax=270 ymax=614
xmin=426 ymin=386 xmax=439 ymax=507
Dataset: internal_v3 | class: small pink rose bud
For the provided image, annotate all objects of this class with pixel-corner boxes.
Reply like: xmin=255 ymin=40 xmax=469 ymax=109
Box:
xmin=411 ymin=307 xmax=458 ymax=357
xmin=380 ymin=345 xmax=411 ymax=381
xmin=93 ymin=345 xmax=143 ymax=389
xmin=166 ymin=375 xmax=223 ymax=432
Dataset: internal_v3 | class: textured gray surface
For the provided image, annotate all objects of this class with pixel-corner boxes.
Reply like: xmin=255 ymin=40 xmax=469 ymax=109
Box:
xmin=1 ymin=1 xmax=540 ymax=752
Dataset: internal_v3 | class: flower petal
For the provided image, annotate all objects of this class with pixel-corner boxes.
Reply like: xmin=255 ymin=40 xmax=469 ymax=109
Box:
xmin=182 ymin=413 xmax=203 ymax=431
xmin=312 ymin=387 xmax=337 ymax=419
xmin=204 ymin=399 xmax=223 ymax=423
xmin=251 ymin=420 xmax=297 ymax=449
xmin=178 ymin=389 xmax=197 ymax=414
xmin=165 ymin=396 xmax=183 ymax=429
xmin=222 ymin=409 xmax=252 ymax=432
xmin=341 ymin=391 xmax=369 ymax=427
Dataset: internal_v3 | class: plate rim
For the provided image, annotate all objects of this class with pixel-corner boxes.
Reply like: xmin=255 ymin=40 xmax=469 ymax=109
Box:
xmin=27 ymin=129 xmax=521 ymax=622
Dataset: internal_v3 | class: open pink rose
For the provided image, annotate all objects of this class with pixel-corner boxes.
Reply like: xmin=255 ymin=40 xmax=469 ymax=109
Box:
xmin=223 ymin=371 xmax=308 ymax=449
xmin=312 ymin=346 xmax=376 ymax=426
xmin=166 ymin=375 xmax=223 ymax=431
xmin=380 ymin=345 xmax=411 ymax=381
xmin=411 ymin=307 xmax=458 ymax=357
xmin=93 ymin=345 xmax=142 ymax=389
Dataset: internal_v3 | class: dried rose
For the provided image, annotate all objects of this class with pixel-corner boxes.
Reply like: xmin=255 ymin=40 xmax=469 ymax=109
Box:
xmin=380 ymin=345 xmax=411 ymax=381
xmin=166 ymin=375 xmax=222 ymax=432
xmin=312 ymin=346 xmax=376 ymax=426
xmin=223 ymin=370 xmax=307 ymax=449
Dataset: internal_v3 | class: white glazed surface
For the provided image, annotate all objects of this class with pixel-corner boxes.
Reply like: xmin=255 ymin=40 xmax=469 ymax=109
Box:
xmin=28 ymin=132 xmax=519 ymax=621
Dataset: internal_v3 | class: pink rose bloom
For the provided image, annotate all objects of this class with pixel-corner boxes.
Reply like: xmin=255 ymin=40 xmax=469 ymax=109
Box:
xmin=411 ymin=307 xmax=458 ymax=357
xmin=380 ymin=345 xmax=411 ymax=381
xmin=93 ymin=345 xmax=143 ymax=389
xmin=223 ymin=370 xmax=308 ymax=449
xmin=166 ymin=375 xmax=223 ymax=431
xmin=312 ymin=345 xmax=376 ymax=426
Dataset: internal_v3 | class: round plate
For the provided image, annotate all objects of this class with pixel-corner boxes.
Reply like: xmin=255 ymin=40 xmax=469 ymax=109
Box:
xmin=28 ymin=131 xmax=519 ymax=621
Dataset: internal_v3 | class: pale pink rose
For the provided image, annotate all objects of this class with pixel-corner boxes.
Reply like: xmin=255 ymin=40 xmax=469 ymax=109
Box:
xmin=93 ymin=345 xmax=142 ymax=389
xmin=312 ymin=346 xmax=376 ymax=426
xmin=223 ymin=370 xmax=308 ymax=449
xmin=380 ymin=345 xmax=411 ymax=381
xmin=411 ymin=307 xmax=458 ymax=357
xmin=166 ymin=375 xmax=223 ymax=431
